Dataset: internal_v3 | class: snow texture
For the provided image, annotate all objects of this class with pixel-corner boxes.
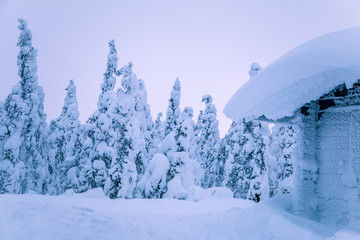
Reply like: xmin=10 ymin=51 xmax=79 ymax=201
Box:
xmin=1 ymin=193 xmax=359 ymax=240
xmin=224 ymin=27 xmax=360 ymax=121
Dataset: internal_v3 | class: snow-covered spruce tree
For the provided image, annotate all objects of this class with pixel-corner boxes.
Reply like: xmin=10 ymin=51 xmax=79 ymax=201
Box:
xmin=195 ymin=110 xmax=204 ymax=137
xmin=137 ymin=153 xmax=169 ymax=198
xmin=182 ymin=107 xmax=197 ymax=159
xmin=0 ymin=86 xmax=26 ymax=194
xmin=265 ymin=125 xmax=295 ymax=197
xmin=161 ymin=79 xmax=183 ymax=179
xmin=47 ymin=80 xmax=80 ymax=195
xmin=105 ymin=62 xmax=151 ymax=198
xmin=133 ymin=78 xmax=154 ymax=180
xmin=246 ymin=121 xmax=269 ymax=202
xmin=152 ymin=112 xmax=165 ymax=152
xmin=224 ymin=119 xmax=269 ymax=202
xmin=164 ymin=78 xmax=181 ymax=136
xmin=215 ymin=138 xmax=229 ymax=187
xmin=71 ymin=124 xmax=96 ymax=193
xmin=224 ymin=119 xmax=246 ymax=198
xmin=157 ymin=80 xmax=202 ymax=199
xmin=162 ymin=107 xmax=202 ymax=199
xmin=79 ymin=40 xmax=119 ymax=194
xmin=195 ymin=95 xmax=220 ymax=188
xmin=248 ymin=62 xmax=262 ymax=78
xmin=0 ymin=102 xmax=10 ymax=193
xmin=0 ymin=19 xmax=48 ymax=194
xmin=135 ymin=112 xmax=170 ymax=199
xmin=170 ymin=107 xmax=196 ymax=155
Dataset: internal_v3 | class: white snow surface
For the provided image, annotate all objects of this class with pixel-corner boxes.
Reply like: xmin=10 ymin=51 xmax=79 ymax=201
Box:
xmin=224 ymin=27 xmax=360 ymax=120
xmin=1 ymin=191 xmax=360 ymax=240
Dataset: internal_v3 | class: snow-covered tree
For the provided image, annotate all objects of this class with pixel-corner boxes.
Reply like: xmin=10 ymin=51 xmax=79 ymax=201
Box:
xmin=105 ymin=62 xmax=148 ymax=199
xmin=165 ymin=107 xmax=197 ymax=179
xmin=265 ymin=125 xmax=295 ymax=197
xmin=196 ymin=95 xmax=220 ymax=188
xmin=47 ymin=80 xmax=80 ymax=195
xmin=0 ymin=19 xmax=48 ymax=194
xmin=224 ymin=119 xmax=269 ymax=202
xmin=246 ymin=121 xmax=269 ymax=202
xmin=160 ymin=85 xmax=202 ymax=198
xmin=248 ymin=62 xmax=262 ymax=78
xmin=183 ymin=107 xmax=197 ymax=159
xmin=195 ymin=110 xmax=204 ymax=137
xmin=105 ymin=121 xmax=135 ymax=199
xmin=152 ymin=112 xmax=165 ymax=152
xmin=83 ymin=40 xmax=119 ymax=192
xmin=137 ymin=153 xmax=169 ymax=198
xmin=164 ymin=78 xmax=181 ymax=136
xmin=138 ymin=79 xmax=156 ymax=160
xmin=72 ymin=124 xmax=96 ymax=193
xmin=215 ymin=138 xmax=229 ymax=187
xmin=0 ymin=102 xmax=10 ymax=193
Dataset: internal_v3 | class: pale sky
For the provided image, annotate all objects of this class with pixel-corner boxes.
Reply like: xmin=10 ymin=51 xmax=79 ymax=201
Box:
xmin=1 ymin=0 xmax=360 ymax=135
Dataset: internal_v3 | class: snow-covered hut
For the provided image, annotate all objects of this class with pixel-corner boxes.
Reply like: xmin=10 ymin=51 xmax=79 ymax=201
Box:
xmin=224 ymin=27 xmax=360 ymax=225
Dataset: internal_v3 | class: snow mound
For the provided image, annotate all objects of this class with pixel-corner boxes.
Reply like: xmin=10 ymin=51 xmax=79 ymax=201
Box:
xmin=186 ymin=186 xmax=234 ymax=201
xmin=224 ymin=27 xmax=360 ymax=120
xmin=61 ymin=188 xmax=106 ymax=198
xmin=186 ymin=186 xmax=210 ymax=202
xmin=205 ymin=187 xmax=234 ymax=198
xmin=165 ymin=175 xmax=188 ymax=199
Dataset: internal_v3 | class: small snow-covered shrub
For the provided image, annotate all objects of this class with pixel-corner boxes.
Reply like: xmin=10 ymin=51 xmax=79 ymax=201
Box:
xmin=165 ymin=175 xmax=187 ymax=199
xmin=137 ymin=153 xmax=169 ymax=198
xmin=186 ymin=185 xmax=210 ymax=202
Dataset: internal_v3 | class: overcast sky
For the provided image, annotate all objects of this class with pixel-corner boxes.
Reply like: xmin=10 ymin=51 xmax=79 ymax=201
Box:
xmin=1 ymin=0 xmax=360 ymax=135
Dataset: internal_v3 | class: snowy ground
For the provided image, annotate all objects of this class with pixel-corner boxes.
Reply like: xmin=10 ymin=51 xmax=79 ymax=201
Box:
xmin=1 ymin=189 xmax=360 ymax=240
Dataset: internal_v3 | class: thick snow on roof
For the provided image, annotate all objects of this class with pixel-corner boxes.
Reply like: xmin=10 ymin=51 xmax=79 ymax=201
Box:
xmin=224 ymin=27 xmax=360 ymax=121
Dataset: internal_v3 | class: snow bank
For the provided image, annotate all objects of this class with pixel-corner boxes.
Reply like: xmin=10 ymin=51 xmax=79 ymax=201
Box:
xmin=1 ymin=194 xmax=359 ymax=239
xmin=61 ymin=188 xmax=106 ymax=198
xmin=205 ymin=187 xmax=234 ymax=198
xmin=186 ymin=186 xmax=234 ymax=201
xmin=224 ymin=27 xmax=360 ymax=120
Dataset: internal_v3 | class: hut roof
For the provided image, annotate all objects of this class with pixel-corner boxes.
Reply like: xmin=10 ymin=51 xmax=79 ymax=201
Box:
xmin=224 ymin=27 xmax=360 ymax=121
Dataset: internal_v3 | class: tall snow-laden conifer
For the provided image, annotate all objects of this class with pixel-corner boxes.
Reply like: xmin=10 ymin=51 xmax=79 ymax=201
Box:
xmin=152 ymin=112 xmax=165 ymax=152
xmin=266 ymin=125 xmax=295 ymax=197
xmin=215 ymin=138 xmax=229 ymax=187
xmin=132 ymin=78 xmax=154 ymax=181
xmin=72 ymin=124 xmax=96 ymax=193
xmin=81 ymin=40 xmax=119 ymax=193
xmin=162 ymin=79 xmax=182 ymax=179
xmin=225 ymin=64 xmax=269 ymax=201
xmin=164 ymin=78 xmax=181 ymax=136
xmin=0 ymin=102 xmax=9 ymax=193
xmin=0 ymin=19 xmax=48 ymax=194
xmin=163 ymin=107 xmax=202 ymax=199
xmin=224 ymin=119 xmax=248 ymax=198
xmin=224 ymin=119 xmax=269 ymax=201
xmin=196 ymin=95 xmax=220 ymax=188
xmin=167 ymin=107 xmax=196 ymax=178
xmin=47 ymin=80 xmax=80 ymax=195
xmin=105 ymin=62 xmax=148 ymax=198
xmin=246 ymin=121 xmax=269 ymax=202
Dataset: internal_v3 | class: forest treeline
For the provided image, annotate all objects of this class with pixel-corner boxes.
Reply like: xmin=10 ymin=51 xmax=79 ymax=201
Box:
xmin=0 ymin=19 xmax=295 ymax=202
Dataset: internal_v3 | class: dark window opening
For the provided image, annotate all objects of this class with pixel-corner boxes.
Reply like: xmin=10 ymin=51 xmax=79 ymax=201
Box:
xmin=301 ymin=106 xmax=310 ymax=116
xmin=333 ymin=86 xmax=348 ymax=97
xmin=318 ymin=99 xmax=335 ymax=111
